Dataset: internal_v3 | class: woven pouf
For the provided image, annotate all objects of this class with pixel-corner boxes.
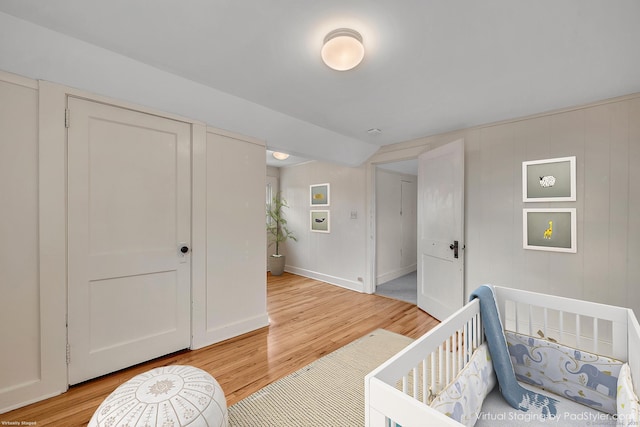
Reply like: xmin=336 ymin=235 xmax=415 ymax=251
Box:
xmin=89 ymin=365 xmax=227 ymax=427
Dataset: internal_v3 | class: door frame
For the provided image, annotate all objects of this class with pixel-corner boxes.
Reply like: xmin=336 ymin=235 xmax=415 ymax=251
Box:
xmin=364 ymin=139 xmax=466 ymax=299
xmin=38 ymin=81 xmax=205 ymax=391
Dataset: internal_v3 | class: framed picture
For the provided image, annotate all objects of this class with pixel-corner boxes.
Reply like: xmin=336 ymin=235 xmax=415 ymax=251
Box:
xmin=310 ymin=183 xmax=330 ymax=206
xmin=523 ymin=208 xmax=576 ymax=253
xmin=310 ymin=210 xmax=330 ymax=233
xmin=522 ymin=156 xmax=576 ymax=202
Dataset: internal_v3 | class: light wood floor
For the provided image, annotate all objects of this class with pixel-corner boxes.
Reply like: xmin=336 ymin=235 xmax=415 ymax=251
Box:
xmin=1 ymin=273 xmax=439 ymax=426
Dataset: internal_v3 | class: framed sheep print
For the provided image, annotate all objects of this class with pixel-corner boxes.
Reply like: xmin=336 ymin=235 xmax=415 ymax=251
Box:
xmin=310 ymin=183 xmax=330 ymax=206
xmin=522 ymin=156 xmax=576 ymax=202
xmin=523 ymin=208 xmax=576 ymax=253
xmin=310 ymin=210 xmax=330 ymax=233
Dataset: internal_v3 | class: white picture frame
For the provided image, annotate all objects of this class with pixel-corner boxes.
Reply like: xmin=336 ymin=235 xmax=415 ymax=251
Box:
xmin=522 ymin=156 xmax=576 ymax=202
xmin=310 ymin=210 xmax=330 ymax=233
xmin=523 ymin=208 xmax=576 ymax=253
xmin=310 ymin=183 xmax=330 ymax=206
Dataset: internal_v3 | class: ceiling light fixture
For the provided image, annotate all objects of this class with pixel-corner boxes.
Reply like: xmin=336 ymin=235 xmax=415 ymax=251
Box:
xmin=321 ymin=28 xmax=364 ymax=71
xmin=272 ymin=152 xmax=290 ymax=160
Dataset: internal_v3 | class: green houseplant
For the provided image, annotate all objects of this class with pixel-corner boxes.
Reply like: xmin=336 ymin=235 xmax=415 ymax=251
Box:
xmin=267 ymin=192 xmax=297 ymax=275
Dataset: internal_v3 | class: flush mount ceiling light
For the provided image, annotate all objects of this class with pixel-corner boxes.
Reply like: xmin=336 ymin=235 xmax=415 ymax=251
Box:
xmin=272 ymin=152 xmax=290 ymax=160
xmin=321 ymin=28 xmax=365 ymax=71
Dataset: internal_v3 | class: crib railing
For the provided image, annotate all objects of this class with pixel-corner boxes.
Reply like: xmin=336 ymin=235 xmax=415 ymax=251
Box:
xmin=365 ymin=298 xmax=484 ymax=427
xmin=493 ymin=286 xmax=628 ymax=361
xmin=365 ymin=285 xmax=640 ymax=427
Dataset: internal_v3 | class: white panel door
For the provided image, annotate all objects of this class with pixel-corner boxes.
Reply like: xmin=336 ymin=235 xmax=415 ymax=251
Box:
xmin=417 ymin=139 xmax=464 ymax=321
xmin=67 ymin=97 xmax=191 ymax=385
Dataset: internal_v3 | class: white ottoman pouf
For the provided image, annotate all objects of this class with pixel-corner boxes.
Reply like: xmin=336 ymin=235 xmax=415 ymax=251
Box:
xmin=89 ymin=365 xmax=227 ymax=427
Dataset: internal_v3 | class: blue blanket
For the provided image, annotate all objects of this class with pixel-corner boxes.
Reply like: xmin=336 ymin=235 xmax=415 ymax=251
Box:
xmin=470 ymin=285 xmax=558 ymax=417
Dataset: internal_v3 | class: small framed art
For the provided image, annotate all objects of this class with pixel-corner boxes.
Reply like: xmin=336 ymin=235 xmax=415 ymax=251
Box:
xmin=522 ymin=156 xmax=576 ymax=202
xmin=310 ymin=183 xmax=330 ymax=206
xmin=310 ymin=210 xmax=330 ymax=233
xmin=523 ymin=208 xmax=576 ymax=253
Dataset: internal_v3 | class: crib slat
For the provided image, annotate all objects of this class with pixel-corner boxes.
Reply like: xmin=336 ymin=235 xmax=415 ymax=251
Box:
xmin=543 ymin=307 xmax=548 ymax=337
xmin=457 ymin=328 xmax=463 ymax=372
xmin=471 ymin=316 xmax=476 ymax=352
xmin=528 ymin=304 xmax=533 ymax=336
xmin=593 ymin=317 xmax=599 ymax=353
xmin=464 ymin=322 xmax=470 ymax=363
xmin=430 ymin=351 xmax=436 ymax=395
xmin=445 ymin=337 xmax=450 ymax=384
xmin=422 ymin=358 xmax=428 ymax=404
xmin=451 ymin=333 xmax=457 ymax=378
xmin=413 ymin=367 xmax=418 ymax=398
xmin=474 ymin=313 xmax=479 ymax=350
xmin=576 ymin=314 xmax=581 ymax=348
xmin=559 ymin=311 xmax=564 ymax=342
xmin=438 ymin=344 xmax=443 ymax=393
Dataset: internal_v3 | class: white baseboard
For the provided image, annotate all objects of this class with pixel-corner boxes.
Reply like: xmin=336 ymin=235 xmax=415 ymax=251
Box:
xmin=285 ymin=266 xmax=364 ymax=293
xmin=191 ymin=313 xmax=269 ymax=350
xmin=376 ymin=264 xmax=417 ymax=286
xmin=0 ymin=388 xmax=65 ymax=415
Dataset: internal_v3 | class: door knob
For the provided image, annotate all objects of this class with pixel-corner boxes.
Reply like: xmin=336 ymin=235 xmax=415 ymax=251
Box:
xmin=180 ymin=245 xmax=189 ymax=254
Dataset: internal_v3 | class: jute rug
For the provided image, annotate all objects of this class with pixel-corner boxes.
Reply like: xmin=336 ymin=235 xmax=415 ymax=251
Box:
xmin=228 ymin=329 xmax=413 ymax=426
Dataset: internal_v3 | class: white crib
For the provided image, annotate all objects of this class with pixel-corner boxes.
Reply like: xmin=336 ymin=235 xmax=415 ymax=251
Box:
xmin=365 ymin=286 xmax=640 ymax=426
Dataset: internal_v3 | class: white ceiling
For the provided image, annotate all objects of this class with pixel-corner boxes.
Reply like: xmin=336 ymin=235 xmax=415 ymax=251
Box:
xmin=1 ymin=1 xmax=639 ymax=167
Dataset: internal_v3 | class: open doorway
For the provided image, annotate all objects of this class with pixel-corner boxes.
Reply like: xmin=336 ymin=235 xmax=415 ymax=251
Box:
xmin=374 ymin=159 xmax=418 ymax=304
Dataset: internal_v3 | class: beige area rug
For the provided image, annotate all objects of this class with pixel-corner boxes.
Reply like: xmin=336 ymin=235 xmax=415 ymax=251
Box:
xmin=228 ymin=329 xmax=413 ymax=426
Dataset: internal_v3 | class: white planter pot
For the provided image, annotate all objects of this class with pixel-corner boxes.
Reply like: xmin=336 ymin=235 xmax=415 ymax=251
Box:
xmin=270 ymin=255 xmax=286 ymax=276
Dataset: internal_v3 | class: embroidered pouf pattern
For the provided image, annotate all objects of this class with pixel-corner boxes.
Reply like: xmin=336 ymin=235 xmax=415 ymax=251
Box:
xmin=88 ymin=365 xmax=228 ymax=427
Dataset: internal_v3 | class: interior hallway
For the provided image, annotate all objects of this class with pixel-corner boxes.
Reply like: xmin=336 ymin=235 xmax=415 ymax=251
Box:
xmin=375 ymin=271 xmax=418 ymax=305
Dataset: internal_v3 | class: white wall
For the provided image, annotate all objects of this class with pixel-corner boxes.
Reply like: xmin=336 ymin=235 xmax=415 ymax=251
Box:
xmin=370 ymin=94 xmax=640 ymax=315
xmin=191 ymin=128 xmax=268 ymax=348
xmin=0 ymin=72 xmax=269 ymax=412
xmin=0 ymin=72 xmax=67 ymax=412
xmin=375 ymin=168 xmax=417 ymax=284
xmin=0 ymin=76 xmax=39 ymax=389
xmin=280 ymin=161 xmax=367 ymax=291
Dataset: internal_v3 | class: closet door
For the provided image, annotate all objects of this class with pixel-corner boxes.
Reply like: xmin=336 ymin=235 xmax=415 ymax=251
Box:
xmin=67 ymin=97 xmax=191 ymax=384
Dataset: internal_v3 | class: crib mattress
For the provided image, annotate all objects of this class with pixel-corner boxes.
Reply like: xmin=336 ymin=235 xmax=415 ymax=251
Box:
xmin=475 ymin=382 xmax=615 ymax=427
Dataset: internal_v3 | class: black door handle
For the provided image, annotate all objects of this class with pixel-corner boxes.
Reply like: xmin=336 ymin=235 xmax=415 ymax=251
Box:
xmin=449 ymin=240 xmax=459 ymax=259
xmin=180 ymin=246 xmax=189 ymax=254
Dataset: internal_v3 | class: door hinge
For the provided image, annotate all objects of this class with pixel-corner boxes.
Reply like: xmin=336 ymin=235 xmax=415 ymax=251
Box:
xmin=65 ymin=108 xmax=70 ymax=128
xmin=66 ymin=343 xmax=71 ymax=365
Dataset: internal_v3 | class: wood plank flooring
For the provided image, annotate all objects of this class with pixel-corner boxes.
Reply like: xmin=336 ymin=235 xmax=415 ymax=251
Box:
xmin=1 ymin=273 xmax=439 ymax=426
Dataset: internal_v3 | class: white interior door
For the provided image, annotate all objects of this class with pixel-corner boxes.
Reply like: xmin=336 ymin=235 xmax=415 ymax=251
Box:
xmin=417 ymin=139 xmax=464 ymax=321
xmin=67 ymin=97 xmax=191 ymax=385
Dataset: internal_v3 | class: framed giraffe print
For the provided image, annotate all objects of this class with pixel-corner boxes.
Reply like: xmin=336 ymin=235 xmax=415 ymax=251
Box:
xmin=522 ymin=156 xmax=576 ymax=202
xmin=523 ymin=208 xmax=576 ymax=253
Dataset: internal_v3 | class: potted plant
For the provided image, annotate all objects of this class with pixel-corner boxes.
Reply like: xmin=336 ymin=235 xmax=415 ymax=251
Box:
xmin=267 ymin=192 xmax=297 ymax=275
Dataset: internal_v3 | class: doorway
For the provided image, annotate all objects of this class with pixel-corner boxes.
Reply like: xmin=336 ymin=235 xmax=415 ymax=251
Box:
xmin=374 ymin=160 xmax=418 ymax=305
xmin=369 ymin=139 xmax=465 ymax=320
